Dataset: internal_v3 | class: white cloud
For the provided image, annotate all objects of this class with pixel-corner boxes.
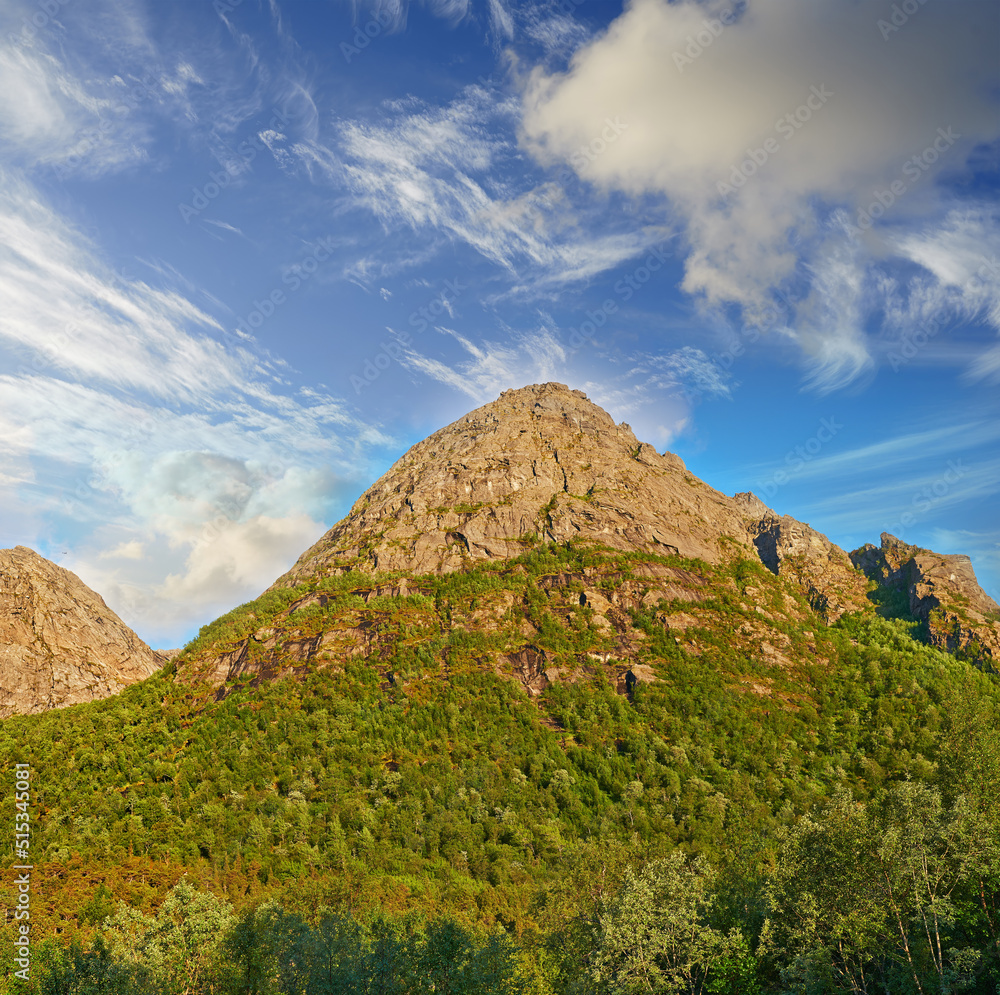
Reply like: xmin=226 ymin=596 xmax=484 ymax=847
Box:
xmin=520 ymin=0 xmax=1000 ymax=385
xmin=0 ymin=1 xmax=200 ymax=179
xmin=634 ymin=345 xmax=732 ymax=400
xmin=520 ymin=6 xmax=591 ymax=58
xmin=159 ymin=514 xmax=322 ymax=605
xmin=487 ymin=0 xmax=514 ymax=41
xmin=0 ymin=171 xmax=243 ymax=402
xmin=396 ymin=322 xmax=716 ymax=448
xmin=101 ymin=540 xmax=146 ymax=560
xmin=400 ymin=323 xmax=567 ymax=402
xmin=271 ymin=82 xmax=666 ymax=291
xmin=0 ymin=163 xmax=390 ymax=644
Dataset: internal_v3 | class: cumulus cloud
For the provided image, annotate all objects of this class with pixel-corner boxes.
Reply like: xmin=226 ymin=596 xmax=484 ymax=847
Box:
xmin=520 ymin=0 xmax=1000 ymax=386
xmin=0 ymin=365 xmax=381 ymax=643
xmin=0 ymin=163 xmax=388 ymax=644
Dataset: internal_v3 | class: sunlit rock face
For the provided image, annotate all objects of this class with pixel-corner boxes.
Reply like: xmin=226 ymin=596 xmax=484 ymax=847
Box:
xmin=0 ymin=546 xmax=162 ymax=718
xmin=852 ymin=533 xmax=1000 ymax=663
xmin=275 ymin=383 xmax=765 ymax=581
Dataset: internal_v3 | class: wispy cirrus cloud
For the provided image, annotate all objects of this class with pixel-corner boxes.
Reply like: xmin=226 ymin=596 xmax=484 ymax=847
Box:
xmin=0 ymin=184 xmax=389 ymax=641
xmin=740 ymin=418 xmax=1000 ymax=559
xmin=0 ymin=170 xmax=237 ymax=401
xmin=266 ymin=81 xmax=667 ymax=292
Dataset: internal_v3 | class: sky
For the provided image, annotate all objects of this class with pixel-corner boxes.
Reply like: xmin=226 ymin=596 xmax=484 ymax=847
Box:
xmin=0 ymin=0 xmax=998 ymax=649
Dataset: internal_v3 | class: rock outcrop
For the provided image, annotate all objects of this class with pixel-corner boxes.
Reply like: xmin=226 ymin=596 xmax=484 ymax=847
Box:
xmin=0 ymin=547 xmax=162 ymax=718
xmin=737 ymin=493 xmax=869 ymax=621
xmin=851 ymin=533 xmax=1000 ymax=663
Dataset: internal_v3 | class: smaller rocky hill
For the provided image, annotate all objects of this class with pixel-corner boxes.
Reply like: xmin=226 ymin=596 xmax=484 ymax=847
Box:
xmin=851 ymin=533 xmax=1000 ymax=663
xmin=0 ymin=546 xmax=163 ymax=717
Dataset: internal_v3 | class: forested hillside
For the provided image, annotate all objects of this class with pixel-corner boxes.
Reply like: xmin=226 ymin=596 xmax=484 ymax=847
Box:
xmin=2 ymin=540 xmax=998 ymax=992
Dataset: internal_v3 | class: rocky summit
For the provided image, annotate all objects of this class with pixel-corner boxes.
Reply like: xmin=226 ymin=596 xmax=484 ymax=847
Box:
xmin=0 ymin=546 xmax=162 ymax=717
xmin=273 ymin=383 xmax=859 ymax=609
xmin=852 ymin=533 xmax=1000 ymax=662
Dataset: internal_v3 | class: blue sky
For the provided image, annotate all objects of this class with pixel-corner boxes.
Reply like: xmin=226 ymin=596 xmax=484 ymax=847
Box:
xmin=0 ymin=0 xmax=997 ymax=648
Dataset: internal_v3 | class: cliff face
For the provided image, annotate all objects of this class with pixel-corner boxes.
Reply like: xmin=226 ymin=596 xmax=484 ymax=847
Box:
xmin=851 ymin=533 xmax=1000 ymax=663
xmin=273 ymin=384 xmax=859 ymax=612
xmin=738 ymin=493 xmax=869 ymax=622
xmin=0 ymin=546 xmax=162 ymax=718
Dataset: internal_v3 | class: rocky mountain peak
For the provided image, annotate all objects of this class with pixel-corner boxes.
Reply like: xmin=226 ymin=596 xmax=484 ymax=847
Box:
xmin=271 ymin=382 xmax=761 ymax=587
xmin=0 ymin=546 xmax=162 ymax=717
xmin=175 ymin=384 xmax=1000 ymax=699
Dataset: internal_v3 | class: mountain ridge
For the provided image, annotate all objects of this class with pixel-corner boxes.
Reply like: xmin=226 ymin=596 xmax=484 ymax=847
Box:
xmin=2 ymin=383 xmax=996 ymax=718
xmin=173 ymin=382 xmax=995 ymax=698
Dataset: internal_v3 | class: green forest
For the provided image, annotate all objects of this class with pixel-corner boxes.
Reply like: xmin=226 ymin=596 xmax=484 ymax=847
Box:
xmin=1 ymin=541 xmax=998 ymax=993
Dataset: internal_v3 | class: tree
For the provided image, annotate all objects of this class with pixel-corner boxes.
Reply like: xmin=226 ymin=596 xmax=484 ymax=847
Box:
xmin=762 ymin=784 xmax=1000 ymax=994
xmin=37 ymin=934 xmax=152 ymax=995
xmin=589 ymin=851 xmax=743 ymax=994
xmin=760 ymin=789 xmax=890 ymax=994
xmin=105 ymin=879 xmax=234 ymax=994
xmin=871 ymin=782 xmax=996 ymax=994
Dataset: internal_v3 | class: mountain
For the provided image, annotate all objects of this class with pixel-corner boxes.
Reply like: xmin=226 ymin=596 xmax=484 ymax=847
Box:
xmin=2 ymin=383 xmax=999 ymax=993
xmin=272 ymin=382 xmax=861 ymax=595
xmin=0 ymin=546 xmax=162 ymax=718
xmin=178 ymin=382 xmax=995 ymax=694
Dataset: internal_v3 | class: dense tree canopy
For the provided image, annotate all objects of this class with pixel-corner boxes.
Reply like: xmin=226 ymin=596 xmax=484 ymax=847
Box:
xmin=2 ymin=542 xmax=999 ymax=992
